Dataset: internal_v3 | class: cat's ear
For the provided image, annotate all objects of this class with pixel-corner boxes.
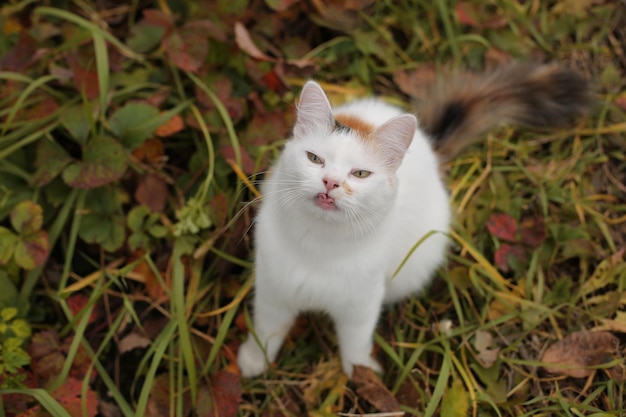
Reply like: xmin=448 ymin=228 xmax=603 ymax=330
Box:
xmin=293 ymin=81 xmax=334 ymax=138
xmin=374 ymin=114 xmax=417 ymax=171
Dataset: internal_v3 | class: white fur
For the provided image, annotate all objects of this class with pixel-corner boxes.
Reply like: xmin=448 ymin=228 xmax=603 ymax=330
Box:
xmin=237 ymin=81 xmax=450 ymax=377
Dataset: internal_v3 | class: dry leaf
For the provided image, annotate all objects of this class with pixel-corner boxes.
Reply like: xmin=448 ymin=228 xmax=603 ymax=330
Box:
xmin=155 ymin=113 xmax=184 ymax=137
xmin=542 ymin=330 xmax=619 ymax=378
xmin=596 ymin=311 xmax=626 ymax=333
xmin=53 ymin=377 xmax=98 ymax=417
xmin=234 ymin=22 xmax=275 ymax=62
xmin=118 ymin=332 xmax=151 ymax=354
xmin=474 ymin=330 xmax=500 ymax=368
xmin=352 ymin=365 xmax=400 ymax=412
xmin=196 ymin=371 xmax=242 ymax=417
xmin=135 ymin=173 xmax=168 ymax=213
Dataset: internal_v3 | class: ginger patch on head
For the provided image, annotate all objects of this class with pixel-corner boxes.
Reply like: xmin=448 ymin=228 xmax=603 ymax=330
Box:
xmin=334 ymin=114 xmax=375 ymax=138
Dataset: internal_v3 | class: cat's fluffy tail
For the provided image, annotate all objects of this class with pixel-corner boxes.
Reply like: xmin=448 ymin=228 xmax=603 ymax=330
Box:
xmin=416 ymin=63 xmax=592 ymax=160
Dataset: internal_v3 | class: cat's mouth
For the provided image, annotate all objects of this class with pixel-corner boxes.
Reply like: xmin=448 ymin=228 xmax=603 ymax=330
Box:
xmin=315 ymin=193 xmax=337 ymax=210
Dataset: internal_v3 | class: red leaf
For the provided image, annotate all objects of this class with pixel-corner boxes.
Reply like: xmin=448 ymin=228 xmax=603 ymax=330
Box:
xmin=201 ymin=371 xmax=242 ymax=417
xmin=494 ymin=243 xmax=527 ymax=272
xmin=66 ymin=293 xmax=99 ymax=325
xmin=132 ymin=138 xmax=166 ymax=166
xmin=261 ymin=68 xmax=288 ymax=94
xmin=135 ymin=173 xmax=168 ymax=213
xmin=221 ymin=145 xmax=257 ymax=175
xmin=242 ymin=111 xmax=289 ymax=147
xmin=519 ymin=216 xmax=546 ymax=246
xmin=194 ymin=75 xmax=245 ymax=122
xmin=52 ymin=377 xmax=98 ymax=417
xmin=486 ymin=213 xmax=518 ymax=241
xmin=155 ymin=113 xmax=184 ymax=137
xmin=66 ymin=55 xmax=100 ymax=100
xmin=163 ymin=22 xmax=210 ymax=73
xmin=14 ymin=230 xmax=49 ymax=270
xmin=29 ymin=330 xmax=64 ymax=380
xmin=0 ymin=32 xmax=37 ymax=72
xmin=142 ymin=9 xmax=174 ymax=29
xmin=19 ymin=97 xmax=59 ymax=121
xmin=129 ymin=251 xmax=168 ymax=301
xmin=455 ymin=2 xmax=480 ymax=27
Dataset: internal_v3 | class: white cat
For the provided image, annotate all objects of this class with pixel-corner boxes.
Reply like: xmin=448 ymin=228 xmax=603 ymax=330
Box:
xmin=237 ymin=64 xmax=590 ymax=377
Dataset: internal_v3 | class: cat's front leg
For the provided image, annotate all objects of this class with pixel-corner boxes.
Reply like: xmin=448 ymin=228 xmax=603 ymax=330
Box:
xmin=332 ymin=296 xmax=384 ymax=377
xmin=237 ymin=292 xmax=296 ymax=377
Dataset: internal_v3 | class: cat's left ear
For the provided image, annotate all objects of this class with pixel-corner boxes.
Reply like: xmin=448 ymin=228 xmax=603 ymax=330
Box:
xmin=293 ymin=81 xmax=334 ymax=139
xmin=374 ymin=114 xmax=417 ymax=171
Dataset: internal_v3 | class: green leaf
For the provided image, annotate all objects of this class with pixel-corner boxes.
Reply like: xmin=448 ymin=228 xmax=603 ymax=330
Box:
xmin=62 ymin=135 xmax=128 ymax=189
xmin=14 ymin=230 xmax=50 ymax=270
xmin=60 ymin=104 xmax=92 ymax=144
xmin=78 ymin=213 xmax=125 ymax=252
xmin=1 ymin=307 xmax=18 ymax=322
xmin=109 ymin=102 xmax=159 ymax=149
xmin=127 ymin=23 xmax=165 ymax=53
xmin=128 ymin=233 xmax=149 ymax=251
xmin=440 ymin=379 xmax=469 ymax=417
xmin=31 ymin=139 xmax=73 ymax=186
xmin=0 ymin=271 xmax=18 ymax=304
xmin=148 ymin=224 xmax=168 ymax=238
xmin=127 ymin=205 xmax=151 ymax=232
xmin=10 ymin=200 xmax=44 ymax=234
xmin=0 ymin=227 xmax=17 ymax=265
xmin=10 ymin=319 xmax=31 ymax=338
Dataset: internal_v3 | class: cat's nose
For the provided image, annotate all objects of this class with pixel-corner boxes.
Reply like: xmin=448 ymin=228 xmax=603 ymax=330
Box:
xmin=323 ymin=178 xmax=340 ymax=192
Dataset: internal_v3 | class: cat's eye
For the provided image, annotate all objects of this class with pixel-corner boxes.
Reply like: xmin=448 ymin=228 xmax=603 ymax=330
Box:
xmin=352 ymin=170 xmax=372 ymax=178
xmin=307 ymin=152 xmax=323 ymax=164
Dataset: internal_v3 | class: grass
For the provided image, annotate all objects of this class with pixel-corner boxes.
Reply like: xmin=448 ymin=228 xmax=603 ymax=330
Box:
xmin=0 ymin=0 xmax=624 ymax=416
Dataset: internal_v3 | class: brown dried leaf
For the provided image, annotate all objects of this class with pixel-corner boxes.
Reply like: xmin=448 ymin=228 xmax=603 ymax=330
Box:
xmin=234 ymin=22 xmax=275 ymax=62
xmin=542 ymin=330 xmax=620 ymax=378
xmin=196 ymin=371 xmax=242 ymax=417
xmin=135 ymin=173 xmax=168 ymax=213
xmin=474 ymin=330 xmax=500 ymax=368
xmin=118 ymin=332 xmax=151 ymax=354
xmin=155 ymin=113 xmax=184 ymax=137
xmin=53 ymin=377 xmax=98 ymax=417
xmin=352 ymin=365 xmax=400 ymax=412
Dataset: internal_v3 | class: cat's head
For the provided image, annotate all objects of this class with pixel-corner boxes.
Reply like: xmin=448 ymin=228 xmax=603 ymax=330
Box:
xmin=274 ymin=81 xmax=416 ymax=230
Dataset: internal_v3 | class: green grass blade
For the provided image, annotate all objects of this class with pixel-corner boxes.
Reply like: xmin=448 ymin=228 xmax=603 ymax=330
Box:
xmin=171 ymin=243 xmax=198 ymax=403
xmin=0 ymin=389 xmax=73 ymax=417
xmin=34 ymin=7 xmax=143 ymax=60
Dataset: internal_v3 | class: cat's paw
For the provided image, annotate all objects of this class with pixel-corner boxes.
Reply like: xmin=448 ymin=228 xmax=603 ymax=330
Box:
xmin=343 ymin=356 xmax=382 ymax=378
xmin=237 ymin=338 xmax=269 ymax=377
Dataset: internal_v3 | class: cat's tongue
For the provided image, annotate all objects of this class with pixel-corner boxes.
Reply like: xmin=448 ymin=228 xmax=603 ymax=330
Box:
xmin=316 ymin=193 xmax=336 ymax=210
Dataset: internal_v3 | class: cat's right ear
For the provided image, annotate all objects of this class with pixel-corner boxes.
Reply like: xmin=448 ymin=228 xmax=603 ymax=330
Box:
xmin=293 ymin=81 xmax=334 ymax=138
